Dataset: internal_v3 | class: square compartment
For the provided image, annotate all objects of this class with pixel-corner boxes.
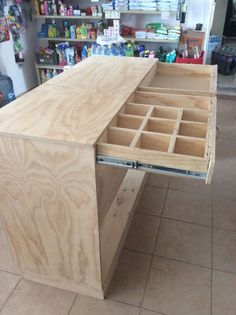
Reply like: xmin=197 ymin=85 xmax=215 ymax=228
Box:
xmin=125 ymin=103 xmax=151 ymax=116
xmin=144 ymin=118 xmax=175 ymax=134
xmin=174 ymin=137 xmax=206 ymax=157
xmin=178 ymin=122 xmax=207 ymax=139
xmin=117 ymin=114 xmax=143 ymax=130
xmin=182 ymin=110 xmax=209 ymax=123
xmin=152 ymin=107 xmax=178 ymax=120
xmin=108 ymin=128 xmax=136 ymax=146
xmin=136 ymin=132 xmax=170 ymax=152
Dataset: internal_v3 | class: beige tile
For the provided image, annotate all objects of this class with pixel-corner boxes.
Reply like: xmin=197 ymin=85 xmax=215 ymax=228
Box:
xmin=212 ymin=270 xmax=236 ymax=315
xmin=70 ymin=295 xmax=140 ymax=315
xmin=0 ymin=228 xmax=21 ymax=275
xmin=213 ymin=227 xmax=236 ymax=274
xmin=156 ymin=219 xmax=212 ymax=267
xmin=108 ymin=249 xmax=152 ymax=306
xmin=169 ymin=177 xmax=212 ymax=196
xmin=124 ymin=213 xmax=160 ymax=255
xmin=163 ymin=189 xmax=212 ymax=226
xmin=137 ymin=186 xmax=166 ymax=216
xmin=0 ymin=271 xmax=20 ymax=308
xmin=213 ymin=198 xmax=236 ymax=231
xmin=215 ymin=137 xmax=236 ymax=160
xmin=146 ymin=174 xmax=170 ymax=189
xmin=1 ymin=279 xmax=76 ymax=315
xmin=213 ymin=160 xmax=236 ymax=200
xmin=143 ymin=257 xmax=211 ymax=315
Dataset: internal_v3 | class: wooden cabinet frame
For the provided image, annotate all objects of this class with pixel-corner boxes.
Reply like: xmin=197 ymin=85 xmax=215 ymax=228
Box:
xmin=0 ymin=57 xmax=217 ymax=298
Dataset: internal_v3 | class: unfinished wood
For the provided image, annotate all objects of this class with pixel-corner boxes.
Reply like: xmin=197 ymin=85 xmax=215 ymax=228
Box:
xmin=0 ymin=135 xmax=102 ymax=296
xmin=144 ymin=118 xmax=175 ymax=134
xmin=136 ymin=132 xmax=170 ymax=152
xmin=178 ymin=122 xmax=207 ymax=139
xmin=100 ymin=170 xmax=146 ymax=284
xmin=174 ymin=137 xmax=206 ymax=158
xmin=117 ymin=114 xmax=144 ymax=130
xmin=182 ymin=110 xmax=209 ymax=123
xmin=125 ymin=103 xmax=151 ymax=116
xmin=96 ymin=165 xmax=127 ymax=224
xmin=168 ymin=109 xmax=183 ymax=154
xmin=139 ymin=63 xmax=217 ymax=96
xmin=108 ymin=128 xmax=136 ymax=146
xmin=0 ymin=57 xmax=156 ymax=146
xmin=134 ymin=91 xmax=210 ymax=110
xmin=151 ymin=107 xmax=179 ymax=120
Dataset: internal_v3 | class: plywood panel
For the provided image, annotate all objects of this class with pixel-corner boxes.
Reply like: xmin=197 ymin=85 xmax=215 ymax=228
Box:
xmin=0 ymin=135 xmax=102 ymax=294
xmin=0 ymin=57 xmax=156 ymax=146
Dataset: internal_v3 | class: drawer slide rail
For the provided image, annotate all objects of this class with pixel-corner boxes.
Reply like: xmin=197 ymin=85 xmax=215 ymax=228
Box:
xmin=96 ymin=155 xmax=206 ymax=180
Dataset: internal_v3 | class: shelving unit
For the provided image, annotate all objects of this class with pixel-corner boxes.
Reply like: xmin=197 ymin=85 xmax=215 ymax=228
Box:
xmin=35 ymin=15 xmax=102 ymax=19
xmin=123 ymin=37 xmax=178 ymax=43
xmin=38 ymin=37 xmax=95 ymax=42
xmin=119 ymin=10 xmax=176 ymax=15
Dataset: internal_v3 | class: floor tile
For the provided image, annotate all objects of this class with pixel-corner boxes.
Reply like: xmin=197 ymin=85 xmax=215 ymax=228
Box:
xmin=143 ymin=257 xmax=211 ymax=315
xmin=0 ymin=228 xmax=21 ymax=275
xmin=212 ymin=270 xmax=236 ymax=315
xmin=146 ymin=174 xmax=170 ymax=189
xmin=213 ymin=227 xmax=236 ymax=274
xmin=217 ymin=100 xmax=236 ymax=139
xmin=169 ymin=177 xmax=212 ymax=196
xmin=215 ymin=137 xmax=236 ymax=160
xmin=137 ymin=186 xmax=166 ymax=216
xmin=0 ymin=271 xmax=20 ymax=308
xmin=163 ymin=189 xmax=212 ymax=226
xmin=124 ymin=213 xmax=160 ymax=255
xmin=156 ymin=219 xmax=212 ymax=267
xmin=1 ymin=279 xmax=76 ymax=315
xmin=213 ymin=160 xmax=236 ymax=200
xmin=213 ymin=198 xmax=236 ymax=231
xmin=70 ymin=295 xmax=140 ymax=315
xmin=108 ymin=249 xmax=152 ymax=306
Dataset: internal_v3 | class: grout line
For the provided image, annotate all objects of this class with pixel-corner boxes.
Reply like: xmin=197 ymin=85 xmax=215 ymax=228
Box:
xmin=0 ymin=269 xmax=22 ymax=277
xmin=156 ymin=254 xmax=211 ymax=270
xmin=136 ymin=208 xmax=212 ymax=229
xmin=67 ymin=294 xmax=78 ymax=315
xmin=138 ymin=187 xmax=168 ymax=309
xmin=108 ymin=297 xmax=141 ymax=309
xmin=0 ymin=277 xmax=22 ymax=313
xmin=167 ymin=186 xmax=212 ymax=197
xmin=212 ymin=267 xmax=236 ymax=276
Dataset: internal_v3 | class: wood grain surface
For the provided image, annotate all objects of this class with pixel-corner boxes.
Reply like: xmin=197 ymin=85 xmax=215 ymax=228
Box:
xmin=0 ymin=57 xmax=156 ymax=146
xmin=0 ymin=135 xmax=102 ymax=293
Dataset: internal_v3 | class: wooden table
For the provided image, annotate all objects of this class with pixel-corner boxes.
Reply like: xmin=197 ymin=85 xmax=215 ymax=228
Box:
xmin=0 ymin=57 xmax=217 ymax=298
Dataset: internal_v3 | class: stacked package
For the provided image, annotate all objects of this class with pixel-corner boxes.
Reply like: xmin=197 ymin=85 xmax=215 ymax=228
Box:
xmin=128 ymin=0 xmax=158 ymax=11
xmin=146 ymin=23 xmax=167 ymax=39
xmin=101 ymin=3 xmax=113 ymax=11
xmin=113 ymin=0 xmax=129 ymax=10
xmin=167 ymin=25 xmax=181 ymax=40
xmin=157 ymin=0 xmax=178 ymax=11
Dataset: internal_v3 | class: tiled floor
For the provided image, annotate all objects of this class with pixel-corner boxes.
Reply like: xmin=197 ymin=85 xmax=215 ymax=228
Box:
xmin=0 ymin=97 xmax=236 ymax=315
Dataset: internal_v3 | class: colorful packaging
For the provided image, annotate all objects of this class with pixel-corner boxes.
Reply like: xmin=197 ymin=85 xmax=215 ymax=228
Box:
xmin=70 ymin=25 xmax=76 ymax=39
xmin=65 ymin=47 xmax=75 ymax=65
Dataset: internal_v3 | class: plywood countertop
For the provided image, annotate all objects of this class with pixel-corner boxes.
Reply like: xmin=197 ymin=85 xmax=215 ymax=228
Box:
xmin=0 ymin=57 xmax=156 ymax=146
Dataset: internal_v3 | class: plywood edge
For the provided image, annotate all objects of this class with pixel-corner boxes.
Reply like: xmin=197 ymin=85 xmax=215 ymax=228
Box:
xmin=99 ymin=170 xmax=146 ymax=290
xmin=97 ymin=143 xmax=208 ymax=173
xmin=138 ymin=86 xmax=215 ymax=97
xmin=210 ymin=65 xmax=218 ymax=95
xmin=206 ymin=97 xmax=217 ymax=184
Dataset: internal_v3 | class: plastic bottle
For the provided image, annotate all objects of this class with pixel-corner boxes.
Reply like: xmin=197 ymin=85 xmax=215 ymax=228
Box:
xmin=44 ymin=0 xmax=49 ymax=15
xmin=46 ymin=69 xmax=51 ymax=80
xmin=52 ymin=0 xmax=57 ymax=15
xmin=52 ymin=69 xmax=57 ymax=77
xmin=125 ymin=43 xmax=134 ymax=57
xmin=81 ymin=45 xmax=88 ymax=60
xmin=52 ymin=19 xmax=57 ymax=37
xmin=96 ymin=45 xmax=103 ymax=55
xmin=41 ymin=69 xmax=46 ymax=82
xmin=103 ymin=45 xmax=110 ymax=55
xmin=40 ymin=0 xmax=45 ymax=15
xmin=80 ymin=23 xmax=87 ymax=39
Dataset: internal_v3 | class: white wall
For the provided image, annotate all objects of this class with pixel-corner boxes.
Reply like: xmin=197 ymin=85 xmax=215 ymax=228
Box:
xmin=0 ymin=2 xmax=38 ymax=96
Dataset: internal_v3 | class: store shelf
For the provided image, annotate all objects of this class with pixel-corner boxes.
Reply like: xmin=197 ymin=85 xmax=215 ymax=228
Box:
xmin=119 ymin=10 xmax=176 ymax=15
xmin=38 ymin=37 xmax=95 ymax=42
xmin=36 ymin=64 xmax=66 ymax=70
xmin=123 ymin=36 xmax=178 ymax=43
xmin=35 ymin=15 xmax=102 ymax=20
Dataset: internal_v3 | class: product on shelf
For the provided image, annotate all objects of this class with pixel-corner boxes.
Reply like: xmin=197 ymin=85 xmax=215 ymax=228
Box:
xmin=38 ymin=20 xmax=99 ymax=40
xmin=36 ymin=46 xmax=58 ymax=64
xmin=36 ymin=0 xmax=103 ymax=17
xmin=39 ymin=68 xmax=63 ymax=83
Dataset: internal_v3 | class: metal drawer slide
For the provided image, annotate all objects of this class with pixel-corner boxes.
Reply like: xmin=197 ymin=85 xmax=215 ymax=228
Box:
xmin=97 ymin=155 xmax=206 ymax=180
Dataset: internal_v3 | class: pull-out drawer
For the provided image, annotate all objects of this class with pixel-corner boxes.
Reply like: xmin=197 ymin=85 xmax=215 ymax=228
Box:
xmin=139 ymin=62 xmax=217 ymax=97
xmin=97 ymin=92 xmax=216 ymax=183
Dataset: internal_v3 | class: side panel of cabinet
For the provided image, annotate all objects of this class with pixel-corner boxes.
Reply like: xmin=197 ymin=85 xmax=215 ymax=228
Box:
xmin=0 ymin=136 xmax=103 ymax=298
